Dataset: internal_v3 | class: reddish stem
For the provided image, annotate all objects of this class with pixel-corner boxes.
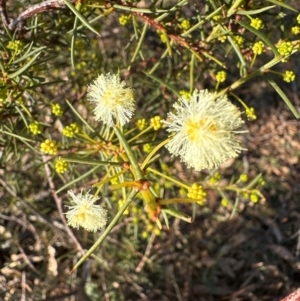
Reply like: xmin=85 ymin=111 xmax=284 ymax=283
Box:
xmin=280 ymin=289 xmax=300 ymax=301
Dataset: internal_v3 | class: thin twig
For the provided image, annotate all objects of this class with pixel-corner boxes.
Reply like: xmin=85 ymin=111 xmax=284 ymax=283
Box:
xmin=0 ymin=0 xmax=9 ymax=26
xmin=100 ymin=270 xmax=110 ymax=301
xmin=17 ymin=242 xmax=39 ymax=275
xmin=21 ymin=271 xmax=26 ymax=301
xmin=135 ymin=231 xmax=155 ymax=273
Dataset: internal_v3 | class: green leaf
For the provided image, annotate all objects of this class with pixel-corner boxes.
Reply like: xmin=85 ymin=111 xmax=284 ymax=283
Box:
xmin=266 ymin=0 xmax=298 ymax=12
xmin=230 ymin=195 xmax=240 ymax=219
xmin=144 ymin=72 xmax=180 ymax=97
xmin=56 ymin=165 xmax=101 ymax=194
xmin=63 ymin=157 xmax=121 ymax=166
xmin=266 ymin=75 xmax=299 ymax=119
xmin=162 ymin=207 xmax=193 ymax=223
xmin=236 ymin=6 xmax=276 ymax=15
xmin=226 ymin=34 xmax=247 ymax=76
xmin=244 ymin=173 xmax=263 ymax=190
xmin=162 ymin=210 xmax=170 ymax=229
xmin=8 ymin=49 xmax=44 ymax=78
xmin=65 ymin=99 xmax=96 ymax=133
xmin=130 ymin=23 xmax=148 ymax=64
xmin=70 ymin=21 xmax=78 ymax=69
xmin=155 ymin=0 xmax=189 ymax=22
xmin=63 ymin=0 xmax=100 ymax=36
xmin=11 ymin=42 xmax=34 ymax=64
xmin=1 ymin=126 xmax=34 ymax=142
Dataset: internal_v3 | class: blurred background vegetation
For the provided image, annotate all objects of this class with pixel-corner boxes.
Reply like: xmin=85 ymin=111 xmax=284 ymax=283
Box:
xmin=0 ymin=0 xmax=300 ymax=300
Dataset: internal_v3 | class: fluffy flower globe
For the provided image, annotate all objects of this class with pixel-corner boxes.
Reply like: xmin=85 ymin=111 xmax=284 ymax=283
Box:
xmin=164 ymin=89 xmax=244 ymax=171
xmin=87 ymin=73 xmax=135 ymax=127
xmin=65 ymin=190 xmax=107 ymax=232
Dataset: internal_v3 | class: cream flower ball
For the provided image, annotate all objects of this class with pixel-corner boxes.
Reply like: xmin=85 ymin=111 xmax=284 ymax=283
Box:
xmin=65 ymin=190 xmax=107 ymax=232
xmin=87 ymin=73 xmax=135 ymax=127
xmin=164 ymin=90 xmax=245 ymax=171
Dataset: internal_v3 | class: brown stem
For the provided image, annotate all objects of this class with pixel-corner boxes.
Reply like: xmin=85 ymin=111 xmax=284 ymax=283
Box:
xmin=8 ymin=0 xmax=76 ymax=31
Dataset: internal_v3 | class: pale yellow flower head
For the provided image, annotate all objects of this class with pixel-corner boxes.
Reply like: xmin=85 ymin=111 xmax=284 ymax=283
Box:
xmin=164 ymin=89 xmax=244 ymax=171
xmin=65 ymin=190 xmax=107 ymax=232
xmin=87 ymin=73 xmax=135 ymax=127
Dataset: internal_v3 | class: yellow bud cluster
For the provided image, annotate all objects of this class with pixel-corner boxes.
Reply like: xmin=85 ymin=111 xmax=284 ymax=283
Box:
xmin=51 ymin=103 xmax=63 ymax=117
xmin=233 ymin=35 xmax=245 ymax=46
xmin=40 ymin=139 xmax=58 ymax=155
xmin=218 ymin=35 xmax=226 ymax=43
xmin=239 ymin=174 xmax=248 ymax=182
xmin=179 ymin=90 xmax=191 ymax=99
xmin=143 ymin=143 xmax=152 ymax=153
xmin=258 ymin=178 xmax=266 ymax=186
xmin=250 ymin=18 xmax=263 ymax=30
xmin=7 ymin=40 xmax=24 ymax=54
xmin=29 ymin=121 xmax=43 ymax=135
xmin=283 ymin=70 xmax=295 ymax=83
xmin=252 ymin=41 xmax=264 ymax=55
xmin=136 ymin=118 xmax=147 ymax=130
xmin=213 ymin=15 xmax=222 ymax=21
xmin=250 ymin=193 xmax=259 ymax=203
xmin=215 ymin=71 xmax=227 ymax=83
xmin=119 ymin=15 xmax=131 ymax=26
xmin=150 ymin=116 xmax=162 ymax=130
xmin=110 ymin=178 xmax=119 ymax=185
xmin=188 ymin=183 xmax=206 ymax=206
xmin=245 ymin=107 xmax=257 ymax=121
xmin=55 ymin=158 xmax=69 ymax=173
xmin=291 ymin=26 xmax=300 ymax=35
xmin=63 ymin=122 xmax=80 ymax=138
xmin=181 ymin=19 xmax=191 ymax=30
xmin=241 ymin=192 xmax=260 ymax=203
xmin=158 ymin=30 xmax=167 ymax=43
xmin=209 ymin=172 xmax=221 ymax=184
xmin=278 ymin=41 xmax=294 ymax=57
xmin=221 ymin=198 xmax=229 ymax=207
xmin=118 ymin=199 xmax=129 ymax=215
